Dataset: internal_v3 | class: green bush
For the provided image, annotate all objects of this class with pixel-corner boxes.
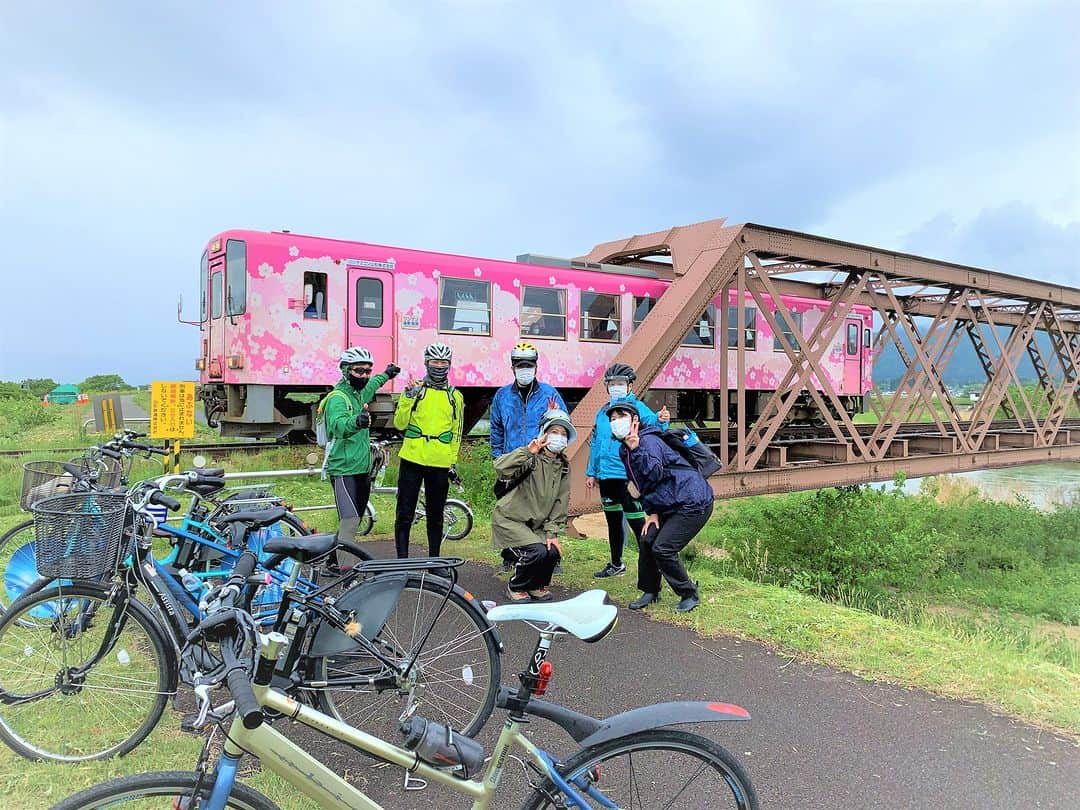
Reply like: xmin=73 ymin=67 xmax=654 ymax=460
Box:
xmin=0 ymin=396 xmax=59 ymax=439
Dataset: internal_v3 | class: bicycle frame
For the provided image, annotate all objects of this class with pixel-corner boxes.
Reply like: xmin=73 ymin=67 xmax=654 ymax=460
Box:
xmin=207 ymin=633 xmax=599 ymax=810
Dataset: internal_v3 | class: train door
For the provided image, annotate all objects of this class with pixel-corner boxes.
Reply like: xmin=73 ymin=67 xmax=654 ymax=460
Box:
xmin=207 ymin=254 xmax=226 ymax=380
xmin=843 ymin=319 xmax=862 ymax=393
xmin=347 ymin=268 xmax=395 ymax=368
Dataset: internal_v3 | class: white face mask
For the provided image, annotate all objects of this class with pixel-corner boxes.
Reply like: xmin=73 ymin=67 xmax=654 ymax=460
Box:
xmin=545 ymin=433 xmax=568 ymax=453
xmin=514 ymin=367 xmax=536 ymax=386
xmin=610 ymin=416 xmax=632 ymax=439
xmin=607 ymin=384 xmax=629 ymax=400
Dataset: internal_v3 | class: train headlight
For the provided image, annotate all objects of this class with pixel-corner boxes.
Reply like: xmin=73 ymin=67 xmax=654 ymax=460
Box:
xmin=195 ymin=359 xmax=206 ymax=371
xmin=227 ymin=355 xmax=245 ymax=369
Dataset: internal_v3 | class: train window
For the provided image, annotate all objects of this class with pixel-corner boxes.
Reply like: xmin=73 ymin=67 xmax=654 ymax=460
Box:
xmin=682 ymin=305 xmax=715 ymax=347
xmin=225 ymin=240 xmax=247 ymax=316
xmin=439 ymin=277 xmax=491 ymax=335
xmin=773 ymin=310 xmax=803 ymax=352
xmin=199 ymin=251 xmax=208 ymax=323
xmin=727 ymin=306 xmax=757 ymax=349
xmin=520 ymin=286 xmax=566 ymax=339
xmin=355 ymin=277 xmax=384 ymax=328
xmin=210 ymin=271 xmax=222 ymax=319
xmin=864 ymin=327 xmax=871 ymax=348
xmin=304 ymin=272 xmax=328 ymax=320
xmin=581 ymin=292 xmax=621 ymax=342
xmin=846 ymin=322 xmax=859 ymax=355
xmin=632 ymin=295 xmax=656 ymax=329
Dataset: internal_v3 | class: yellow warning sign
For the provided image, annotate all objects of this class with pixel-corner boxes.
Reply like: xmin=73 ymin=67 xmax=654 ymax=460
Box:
xmin=149 ymin=382 xmax=197 ymax=439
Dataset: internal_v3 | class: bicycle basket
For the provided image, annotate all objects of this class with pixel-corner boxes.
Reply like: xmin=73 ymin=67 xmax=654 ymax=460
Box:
xmin=69 ymin=454 xmax=124 ymax=489
xmin=20 ymin=460 xmax=76 ymax=511
xmin=31 ymin=492 xmax=129 ymax=579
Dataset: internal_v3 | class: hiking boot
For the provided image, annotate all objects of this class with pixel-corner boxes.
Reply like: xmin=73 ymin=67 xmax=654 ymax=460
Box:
xmin=628 ymin=592 xmax=660 ymax=610
xmin=593 ymin=562 xmax=626 ymax=578
xmin=675 ymin=594 xmax=700 ymax=613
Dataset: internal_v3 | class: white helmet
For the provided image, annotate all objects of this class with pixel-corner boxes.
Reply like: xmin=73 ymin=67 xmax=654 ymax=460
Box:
xmin=339 ymin=346 xmax=373 ymax=369
xmin=424 ymin=342 xmax=453 ymax=362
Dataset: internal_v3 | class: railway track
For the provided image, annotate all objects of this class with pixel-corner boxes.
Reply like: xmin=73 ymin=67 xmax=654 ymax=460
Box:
xmin=0 ymin=440 xmax=290 ymax=458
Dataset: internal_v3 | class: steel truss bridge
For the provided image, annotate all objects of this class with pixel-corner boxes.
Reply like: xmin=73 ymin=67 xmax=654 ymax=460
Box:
xmin=564 ymin=218 xmax=1080 ymax=515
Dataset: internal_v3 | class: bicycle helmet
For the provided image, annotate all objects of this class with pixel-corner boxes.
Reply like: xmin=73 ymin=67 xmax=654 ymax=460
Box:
xmin=603 ymin=363 xmax=637 ymax=383
xmin=340 ymin=346 xmax=374 ymax=369
xmin=510 ymin=342 xmax=539 ymax=364
xmin=538 ymin=408 xmax=577 ymax=442
xmin=424 ymin=342 xmax=453 ymax=362
xmin=604 ymin=397 xmax=638 ymax=418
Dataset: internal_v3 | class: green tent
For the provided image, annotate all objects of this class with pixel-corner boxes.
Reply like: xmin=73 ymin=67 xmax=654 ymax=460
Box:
xmin=47 ymin=384 xmax=80 ymax=405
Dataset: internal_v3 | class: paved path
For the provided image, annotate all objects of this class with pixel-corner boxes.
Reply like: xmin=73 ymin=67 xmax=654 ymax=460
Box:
xmin=296 ymin=546 xmax=1079 ymax=809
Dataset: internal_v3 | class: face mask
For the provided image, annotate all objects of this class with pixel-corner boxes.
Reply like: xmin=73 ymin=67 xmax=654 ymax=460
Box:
xmin=348 ymin=374 xmax=370 ymax=391
xmin=514 ymin=367 xmax=536 ymax=386
xmin=610 ymin=416 xmax=632 ymax=439
xmin=425 ymin=363 xmax=450 ymax=386
xmin=545 ymin=433 xmax=568 ymax=453
xmin=607 ymin=384 xmax=629 ymax=401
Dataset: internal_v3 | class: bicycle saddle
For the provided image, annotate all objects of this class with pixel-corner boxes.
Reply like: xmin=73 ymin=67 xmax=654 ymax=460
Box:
xmin=487 ymin=589 xmax=618 ymax=643
xmin=196 ymin=468 xmax=226 ymax=477
xmin=186 ymin=477 xmax=226 ymax=497
xmin=263 ymin=533 xmax=336 ymax=563
xmin=215 ymin=506 xmax=288 ymax=529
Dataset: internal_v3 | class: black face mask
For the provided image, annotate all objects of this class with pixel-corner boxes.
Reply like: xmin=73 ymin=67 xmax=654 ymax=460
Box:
xmin=348 ymin=374 xmax=370 ymax=391
xmin=425 ymin=363 xmax=450 ymax=386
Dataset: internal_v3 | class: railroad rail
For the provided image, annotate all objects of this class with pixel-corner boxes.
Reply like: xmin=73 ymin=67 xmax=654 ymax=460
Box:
xmin=0 ymin=441 xmax=286 ymax=458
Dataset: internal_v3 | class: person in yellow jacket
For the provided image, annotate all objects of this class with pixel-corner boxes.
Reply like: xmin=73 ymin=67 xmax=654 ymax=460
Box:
xmin=392 ymin=342 xmax=465 ymax=558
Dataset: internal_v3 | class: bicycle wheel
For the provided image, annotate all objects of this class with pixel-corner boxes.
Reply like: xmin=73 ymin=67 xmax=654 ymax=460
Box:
xmin=52 ymin=770 xmax=278 ymax=809
xmin=441 ymin=499 xmax=474 ymax=541
xmin=0 ymin=519 xmax=35 ymax=614
xmin=356 ymin=502 xmax=375 ymax=536
xmin=520 ymin=729 xmax=759 ymax=810
xmin=0 ymin=582 xmax=173 ymax=762
xmin=312 ymin=573 xmax=500 ymax=741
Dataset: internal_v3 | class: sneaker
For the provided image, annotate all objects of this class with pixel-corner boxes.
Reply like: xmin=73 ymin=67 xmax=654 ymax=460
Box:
xmin=628 ymin=592 xmax=660 ymax=610
xmin=507 ymin=586 xmax=531 ymax=603
xmin=675 ymin=594 xmax=700 ymax=613
xmin=593 ymin=562 xmax=626 ymax=579
xmin=500 ymin=559 xmax=513 ymax=573
xmin=527 ymin=589 xmax=553 ymax=602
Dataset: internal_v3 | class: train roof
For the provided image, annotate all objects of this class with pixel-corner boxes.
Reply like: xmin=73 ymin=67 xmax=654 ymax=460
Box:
xmin=515 ymin=253 xmax=661 ymax=279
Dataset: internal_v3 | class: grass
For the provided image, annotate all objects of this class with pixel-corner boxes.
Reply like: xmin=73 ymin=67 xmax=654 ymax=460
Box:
xmin=0 ymin=425 xmax=1077 ymax=807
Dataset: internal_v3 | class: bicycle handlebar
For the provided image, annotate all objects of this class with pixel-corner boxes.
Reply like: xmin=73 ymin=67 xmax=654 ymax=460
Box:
xmin=149 ymin=491 xmax=181 ymax=512
xmin=226 ymin=665 xmax=263 ymax=730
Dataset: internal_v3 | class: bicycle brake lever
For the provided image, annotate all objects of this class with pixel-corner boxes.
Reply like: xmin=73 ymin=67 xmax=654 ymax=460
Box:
xmin=193 ymin=683 xmax=213 ymax=728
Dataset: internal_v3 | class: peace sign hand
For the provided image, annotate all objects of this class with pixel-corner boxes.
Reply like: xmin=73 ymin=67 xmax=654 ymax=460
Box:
xmin=527 ymin=435 xmax=549 ymax=454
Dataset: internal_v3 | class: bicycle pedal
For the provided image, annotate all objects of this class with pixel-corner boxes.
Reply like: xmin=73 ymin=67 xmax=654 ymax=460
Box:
xmin=179 ymin=713 xmax=211 ymax=734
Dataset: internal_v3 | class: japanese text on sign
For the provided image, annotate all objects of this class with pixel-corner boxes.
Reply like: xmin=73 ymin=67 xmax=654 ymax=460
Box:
xmin=149 ymin=382 xmax=197 ymax=439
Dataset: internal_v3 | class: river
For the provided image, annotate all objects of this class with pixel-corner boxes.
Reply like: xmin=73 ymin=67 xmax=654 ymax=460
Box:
xmin=902 ymin=462 xmax=1080 ymax=510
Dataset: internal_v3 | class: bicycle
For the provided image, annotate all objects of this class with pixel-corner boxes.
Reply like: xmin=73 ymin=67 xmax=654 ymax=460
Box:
xmin=53 ymin=555 xmax=758 ymax=809
xmin=359 ymin=440 xmax=475 ymax=541
xmin=0 ymin=476 xmax=502 ymax=763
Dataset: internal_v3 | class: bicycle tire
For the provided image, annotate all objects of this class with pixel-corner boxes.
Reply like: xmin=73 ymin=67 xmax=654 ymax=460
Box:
xmin=519 ymin=728 xmax=759 ymax=810
xmin=51 ymin=770 xmax=279 ymax=809
xmin=0 ymin=582 xmax=173 ymax=762
xmin=312 ymin=573 xmax=500 ymax=741
xmin=0 ymin=519 xmax=35 ymax=615
xmin=356 ymin=503 xmax=375 ymax=536
xmin=441 ymin=499 xmax=474 ymax=541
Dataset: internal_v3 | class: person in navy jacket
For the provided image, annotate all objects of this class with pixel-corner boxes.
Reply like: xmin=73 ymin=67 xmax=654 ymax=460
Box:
xmin=606 ymin=398 xmax=713 ymax=613
xmin=586 ymin=363 xmax=670 ymax=579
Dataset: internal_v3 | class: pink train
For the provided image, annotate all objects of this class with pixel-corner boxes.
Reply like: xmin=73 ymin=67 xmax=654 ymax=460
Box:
xmin=192 ymin=229 xmax=874 ymax=439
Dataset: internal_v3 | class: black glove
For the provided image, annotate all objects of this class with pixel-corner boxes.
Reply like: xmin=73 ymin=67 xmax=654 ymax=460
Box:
xmin=355 ymin=411 xmax=372 ymax=429
xmin=384 ymin=363 xmax=401 ymax=379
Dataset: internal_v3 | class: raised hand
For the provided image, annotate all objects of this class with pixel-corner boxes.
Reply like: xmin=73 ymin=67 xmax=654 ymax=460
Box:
xmin=624 ymin=419 xmax=640 ymax=450
xmin=527 ymin=435 xmax=549 ymax=454
xmin=657 ymin=405 xmax=671 ymax=423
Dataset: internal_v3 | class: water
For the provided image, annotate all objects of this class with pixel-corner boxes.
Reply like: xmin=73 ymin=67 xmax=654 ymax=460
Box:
xmin=901 ymin=462 xmax=1080 ymax=511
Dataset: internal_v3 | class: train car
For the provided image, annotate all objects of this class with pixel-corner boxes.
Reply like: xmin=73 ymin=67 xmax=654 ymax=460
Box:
xmin=191 ymin=230 xmax=873 ymax=439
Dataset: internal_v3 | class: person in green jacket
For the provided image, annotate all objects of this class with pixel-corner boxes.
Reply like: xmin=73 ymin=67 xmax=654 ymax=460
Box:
xmin=324 ymin=346 xmax=399 ymax=570
xmin=492 ymin=408 xmax=575 ymax=603
xmin=392 ymin=342 xmax=465 ymax=558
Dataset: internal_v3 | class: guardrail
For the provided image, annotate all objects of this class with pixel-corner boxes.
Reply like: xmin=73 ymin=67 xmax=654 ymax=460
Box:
xmin=81 ymin=416 xmax=151 ymax=434
xmin=213 ymin=462 xmax=396 ymax=513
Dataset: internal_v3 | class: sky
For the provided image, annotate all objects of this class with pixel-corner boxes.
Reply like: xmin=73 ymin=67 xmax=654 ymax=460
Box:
xmin=1 ymin=0 xmax=1078 ymax=384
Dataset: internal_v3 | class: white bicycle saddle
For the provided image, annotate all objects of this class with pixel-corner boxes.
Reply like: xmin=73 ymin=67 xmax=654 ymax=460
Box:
xmin=487 ymin=589 xmax=618 ymax=643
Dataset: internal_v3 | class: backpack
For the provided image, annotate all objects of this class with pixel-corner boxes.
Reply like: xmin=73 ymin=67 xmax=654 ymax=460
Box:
xmin=658 ymin=428 xmax=722 ymax=478
xmin=315 ymin=390 xmax=353 ymax=448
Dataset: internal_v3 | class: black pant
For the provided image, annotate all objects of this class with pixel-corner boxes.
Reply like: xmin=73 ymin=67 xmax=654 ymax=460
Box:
xmin=599 ymin=478 xmax=645 ymax=567
xmin=637 ymin=503 xmax=712 ymax=598
xmin=330 ymin=473 xmax=372 ymax=566
xmin=394 ymin=458 xmax=450 ymax=558
xmin=507 ymin=543 xmax=561 ymax=592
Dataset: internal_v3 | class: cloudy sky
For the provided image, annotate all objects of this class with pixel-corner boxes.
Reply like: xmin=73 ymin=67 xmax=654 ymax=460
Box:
xmin=1 ymin=1 xmax=1078 ymax=384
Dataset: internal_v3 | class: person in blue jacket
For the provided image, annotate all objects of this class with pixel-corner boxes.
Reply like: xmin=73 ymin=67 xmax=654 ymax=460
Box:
xmin=489 ymin=342 xmax=567 ymax=568
xmin=586 ymin=363 xmax=670 ymax=578
xmin=607 ymin=398 xmax=713 ymax=613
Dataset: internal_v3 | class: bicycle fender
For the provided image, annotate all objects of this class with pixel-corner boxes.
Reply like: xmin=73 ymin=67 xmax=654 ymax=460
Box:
xmin=307 ymin=574 xmax=409 ymax=657
xmin=577 ymin=701 xmax=750 ymax=749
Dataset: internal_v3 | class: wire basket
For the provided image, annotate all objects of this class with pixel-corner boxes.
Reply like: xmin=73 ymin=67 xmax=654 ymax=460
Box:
xmin=69 ymin=454 xmax=124 ymax=489
xmin=20 ymin=460 xmax=77 ymax=512
xmin=31 ymin=493 xmax=129 ymax=579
